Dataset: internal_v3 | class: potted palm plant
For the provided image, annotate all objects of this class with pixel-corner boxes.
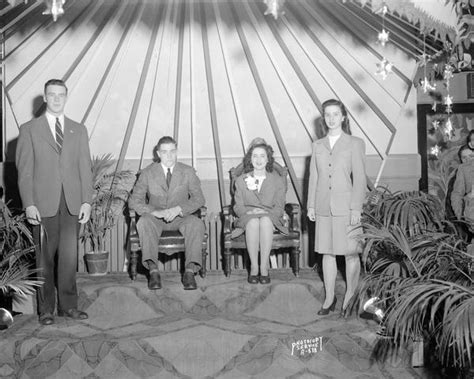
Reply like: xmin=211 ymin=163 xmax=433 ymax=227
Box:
xmin=0 ymin=197 xmax=43 ymax=326
xmin=80 ymin=154 xmax=133 ymax=275
xmin=352 ymin=189 xmax=473 ymax=376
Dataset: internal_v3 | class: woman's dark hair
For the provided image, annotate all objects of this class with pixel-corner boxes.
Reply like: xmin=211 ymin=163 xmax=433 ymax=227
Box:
xmin=320 ymin=99 xmax=351 ymax=137
xmin=243 ymin=143 xmax=274 ymax=173
xmin=466 ymin=130 xmax=474 ymax=146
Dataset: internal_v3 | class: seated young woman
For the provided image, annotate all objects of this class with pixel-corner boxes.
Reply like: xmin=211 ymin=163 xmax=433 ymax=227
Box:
xmin=232 ymin=142 xmax=288 ymax=284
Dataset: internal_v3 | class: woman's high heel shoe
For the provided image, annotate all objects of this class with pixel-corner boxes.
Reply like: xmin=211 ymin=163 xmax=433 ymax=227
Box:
xmin=317 ymin=297 xmax=337 ymax=315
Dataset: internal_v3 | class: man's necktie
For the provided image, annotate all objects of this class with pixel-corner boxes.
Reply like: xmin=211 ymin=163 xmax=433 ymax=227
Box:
xmin=55 ymin=117 xmax=63 ymax=152
xmin=166 ymin=168 xmax=172 ymax=188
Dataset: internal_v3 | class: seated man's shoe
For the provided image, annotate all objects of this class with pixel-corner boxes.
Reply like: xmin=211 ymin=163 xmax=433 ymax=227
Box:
xmin=39 ymin=313 xmax=54 ymax=325
xmin=182 ymin=271 xmax=197 ymax=290
xmin=58 ymin=309 xmax=88 ymax=320
xmin=148 ymin=270 xmax=162 ymax=290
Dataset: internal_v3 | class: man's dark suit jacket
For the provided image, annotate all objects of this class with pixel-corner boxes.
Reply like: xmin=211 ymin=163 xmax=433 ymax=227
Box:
xmin=129 ymin=162 xmax=205 ymax=216
xmin=16 ymin=115 xmax=93 ymax=216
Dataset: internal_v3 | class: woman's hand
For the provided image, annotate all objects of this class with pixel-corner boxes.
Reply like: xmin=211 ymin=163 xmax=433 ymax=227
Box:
xmin=246 ymin=208 xmax=267 ymax=215
xmin=307 ymin=207 xmax=315 ymax=222
xmin=350 ymin=210 xmax=361 ymax=225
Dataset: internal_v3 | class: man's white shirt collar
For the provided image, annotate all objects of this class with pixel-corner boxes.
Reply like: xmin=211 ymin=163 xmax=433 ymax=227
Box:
xmin=45 ymin=112 xmax=65 ymax=137
xmin=161 ymin=163 xmax=174 ymax=174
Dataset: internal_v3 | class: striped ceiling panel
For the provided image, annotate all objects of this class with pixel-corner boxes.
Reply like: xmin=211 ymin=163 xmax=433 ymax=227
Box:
xmin=3 ymin=0 xmax=418 ymax=209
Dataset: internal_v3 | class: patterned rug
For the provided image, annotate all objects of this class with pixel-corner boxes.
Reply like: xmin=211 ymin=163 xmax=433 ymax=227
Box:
xmin=0 ymin=270 xmax=428 ymax=378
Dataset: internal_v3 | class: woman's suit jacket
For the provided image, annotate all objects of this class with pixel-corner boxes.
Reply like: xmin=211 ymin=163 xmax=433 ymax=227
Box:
xmin=233 ymin=170 xmax=288 ymax=234
xmin=307 ymin=132 xmax=366 ymax=216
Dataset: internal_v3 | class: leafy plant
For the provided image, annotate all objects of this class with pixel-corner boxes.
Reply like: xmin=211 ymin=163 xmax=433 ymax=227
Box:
xmin=353 ymin=188 xmax=473 ymax=370
xmin=0 ymin=199 xmax=42 ymax=300
xmin=80 ymin=154 xmax=133 ymax=253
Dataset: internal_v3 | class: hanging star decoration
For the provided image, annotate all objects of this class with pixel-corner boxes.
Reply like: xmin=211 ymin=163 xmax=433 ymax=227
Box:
xmin=263 ymin=0 xmax=285 ymax=19
xmin=42 ymin=0 xmax=65 ymax=22
xmin=444 ymin=117 xmax=454 ymax=139
xmin=419 ymin=52 xmax=429 ymax=67
xmin=378 ymin=29 xmax=390 ymax=46
xmin=430 ymin=145 xmax=440 ymax=157
xmin=418 ymin=51 xmax=436 ymax=93
xmin=373 ymin=4 xmax=394 ymax=80
xmin=443 ymin=64 xmax=454 ymax=82
xmin=375 ymin=58 xmax=393 ymax=80
xmin=421 ymin=77 xmax=436 ymax=93
xmin=444 ymin=94 xmax=453 ymax=114
xmin=431 ymin=120 xmax=440 ymax=130
xmin=375 ymin=4 xmax=389 ymax=16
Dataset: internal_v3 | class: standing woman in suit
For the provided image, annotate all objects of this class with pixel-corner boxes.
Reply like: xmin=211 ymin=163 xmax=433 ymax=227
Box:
xmin=307 ymin=99 xmax=366 ymax=315
xmin=233 ymin=143 xmax=288 ymax=284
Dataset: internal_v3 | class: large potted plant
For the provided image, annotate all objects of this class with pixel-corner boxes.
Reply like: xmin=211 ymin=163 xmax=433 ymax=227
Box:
xmin=0 ymin=197 xmax=43 ymax=326
xmin=352 ymin=189 xmax=473 ymax=377
xmin=80 ymin=154 xmax=133 ymax=275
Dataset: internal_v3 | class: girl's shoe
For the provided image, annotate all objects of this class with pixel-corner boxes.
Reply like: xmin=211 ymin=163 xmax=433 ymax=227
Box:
xmin=317 ymin=297 xmax=337 ymax=315
xmin=259 ymin=275 xmax=271 ymax=284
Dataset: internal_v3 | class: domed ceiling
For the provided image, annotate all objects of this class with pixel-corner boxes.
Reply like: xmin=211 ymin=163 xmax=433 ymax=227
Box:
xmin=3 ymin=0 xmax=424 ymax=210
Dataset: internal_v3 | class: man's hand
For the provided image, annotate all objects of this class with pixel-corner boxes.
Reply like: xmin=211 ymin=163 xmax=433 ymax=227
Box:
xmin=307 ymin=207 xmax=315 ymax=222
xmin=151 ymin=207 xmax=182 ymax=222
xmin=350 ymin=210 xmax=361 ymax=225
xmin=25 ymin=205 xmax=41 ymax=225
xmin=78 ymin=203 xmax=92 ymax=224
xmin=164 ymin=206 xmax=182 ymax=222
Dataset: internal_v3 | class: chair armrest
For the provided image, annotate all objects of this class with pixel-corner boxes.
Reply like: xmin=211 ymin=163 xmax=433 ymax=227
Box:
xmin=285 ymin=203 xmax=301 ymax=233
xmin=129 ymin=209 xmax=138 ymax=238
xmin=222 ymin=205 xmax=233 ymax=235
xmin=196 ymin=206 xmax=207 ymax=219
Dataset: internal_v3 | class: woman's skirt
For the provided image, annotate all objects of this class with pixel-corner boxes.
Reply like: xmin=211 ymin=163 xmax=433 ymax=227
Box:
xmin=314 ymin=214 xmax=362 ymax=255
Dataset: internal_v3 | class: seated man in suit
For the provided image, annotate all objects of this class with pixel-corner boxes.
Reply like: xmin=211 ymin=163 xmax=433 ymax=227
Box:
xmin=129 ymin=136 xmax=206 ymax=290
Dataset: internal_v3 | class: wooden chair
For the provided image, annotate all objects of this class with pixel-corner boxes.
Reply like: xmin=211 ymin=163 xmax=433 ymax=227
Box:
xmin=222 ymin=163 xmax=301 ymax=277
xmin=128 ymin=207 xmax=208 ymax=280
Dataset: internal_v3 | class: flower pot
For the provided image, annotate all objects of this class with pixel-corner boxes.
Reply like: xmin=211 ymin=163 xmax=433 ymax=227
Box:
xmin=84 ymin=251 xmax=109 ymax=275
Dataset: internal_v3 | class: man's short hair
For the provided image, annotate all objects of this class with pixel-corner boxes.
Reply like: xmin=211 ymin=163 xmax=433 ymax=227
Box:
xmin=44 ymin=79 xmax=68 ymax=95
xmin=157 ymin=136 xmax=177 ymax=151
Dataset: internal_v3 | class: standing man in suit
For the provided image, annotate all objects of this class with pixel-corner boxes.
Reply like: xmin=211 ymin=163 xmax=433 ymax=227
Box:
xmin=128 ymin=136 xmax=206 ymax=290
xmin=16 ymin=79 xmax=93 ymax=325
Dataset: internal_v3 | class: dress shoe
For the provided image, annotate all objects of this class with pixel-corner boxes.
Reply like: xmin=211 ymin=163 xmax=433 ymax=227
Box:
xmin=39 ymin=313 xmax=54 ymax=325
xmin=248 ymin=275 xmax=259 ymax=284
xmin=148 ymin=270 xmax=162 ymax=290
xmin=317 ymin=297 xmax=337 ymax=316
xmin=58 ymin=309 xmax=88 ymax=320
xmin=259 ymin=275 xmax=271 ymax=284
xmin=182 ymin=271 xmax=197 ymax=290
